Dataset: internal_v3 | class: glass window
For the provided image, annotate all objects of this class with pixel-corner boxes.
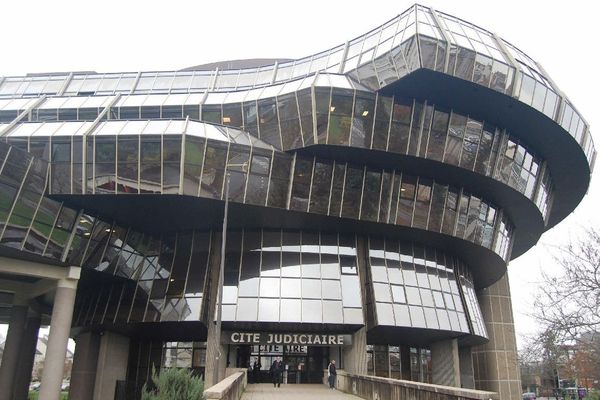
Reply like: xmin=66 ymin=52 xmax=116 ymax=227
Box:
xmin=258 ymin=299 xmax=279 ymax=321
xmin=351 ymin=93 xmax=375 ymax=148
xmin=280 ymin=278 xmax=301 ymax=298
xmin=290 ymin=157 xmax=313 ymax=212
xmin=277 ymin=93 xmax=302 ymax=149
xmin=280 ymin=299 xmax=301 ymax=322
xmin=302 ymin=299 xmax=322 ymax=323
xmin=341 ymin=165 xmax=363 ymax=219
xmin=328 ymin=89 xmax=353 ymax=145
xmin=323 ymin=300 xmax=343 ymax=323
xmin=259 ymin=278 xmax=280 ymax=298
xmin=376 ymin=303 xmax=395 ymax=325
xmin=309 ymin=161 xmax=333 ymax=215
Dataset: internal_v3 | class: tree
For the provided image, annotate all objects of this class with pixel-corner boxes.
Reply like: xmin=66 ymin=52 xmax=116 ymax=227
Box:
xmin=534 ymin=228 xmax=599 ymax=339
xmin=142 ymin=367 xmax=205 ymax=400
xmin=531 ymin=228 xmax=600 ymax=390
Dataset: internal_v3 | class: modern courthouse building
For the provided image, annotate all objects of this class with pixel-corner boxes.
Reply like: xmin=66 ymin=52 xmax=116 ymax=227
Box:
xmin=0 ymin=4 xmax=594 ymax=400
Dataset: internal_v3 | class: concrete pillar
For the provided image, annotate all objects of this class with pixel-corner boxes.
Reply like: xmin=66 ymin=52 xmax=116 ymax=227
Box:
xmin=431 ymin=338 xmax=460 ymax=387
xmin=459 ymin=346 xmax=475 ymax=389
xmin=39 ymin=279 xmax=77 ymax=400
xmin=12 ymin=310 xmax=41 ymax=400
xmin=472 ymin=272 xmax=522 ymax=400
xmin=92 ymin=332 xmax=130 ymax=400
xmin=399 ymin=345 xmax=411 ymax=380
xmin=0 ymin=304 xmax=28 ymax=400
xmin=204 ymin=234 xmax=227 ymax=387
xmin=69 ymin=332 xmax=101 ymax=400
xmin=342 ymin=327 xmax=367 ymax=375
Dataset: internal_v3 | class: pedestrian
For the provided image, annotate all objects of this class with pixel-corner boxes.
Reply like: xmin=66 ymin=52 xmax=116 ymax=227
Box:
xmin=327 ymin=360 xmax=337 ymax=389
xmin=270 ymin=357 xmax=283 ymax=388
xmin=253 ymin=359 xmax=261 ymax=383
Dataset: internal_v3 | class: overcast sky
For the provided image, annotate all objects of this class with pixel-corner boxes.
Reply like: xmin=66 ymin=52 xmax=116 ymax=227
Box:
xmin=0 ymin=0 xmax=597 ymax=349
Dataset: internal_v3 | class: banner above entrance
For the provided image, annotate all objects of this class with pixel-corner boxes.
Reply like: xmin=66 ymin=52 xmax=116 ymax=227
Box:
xmin=222 ymin=331 xmax=352 ymax=347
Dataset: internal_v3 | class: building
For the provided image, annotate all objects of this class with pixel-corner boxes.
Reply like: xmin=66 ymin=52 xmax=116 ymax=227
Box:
xmin=0 ymin=4 xmax=594 ymax=400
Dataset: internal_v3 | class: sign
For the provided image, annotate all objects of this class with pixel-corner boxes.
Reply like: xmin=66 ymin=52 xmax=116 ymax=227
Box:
xmin=222 ymin=331 xmax=352 ymax=346
xmin=253 ymin=345 xmax=307 ymax=354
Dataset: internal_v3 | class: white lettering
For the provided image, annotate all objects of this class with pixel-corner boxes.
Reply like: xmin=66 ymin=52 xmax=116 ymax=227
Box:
xmin=284 ymin=334 xmax=292 ymax=344
xmin=338 ymin=335 xmax=344 ymax=345
xmin=253 ymin=333 xmax=260 ymax=343
xmin=231 ymin=332 xmax=240 ymax=343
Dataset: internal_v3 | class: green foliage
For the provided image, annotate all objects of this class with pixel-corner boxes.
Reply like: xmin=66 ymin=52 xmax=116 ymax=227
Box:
xmin=588 ymin=390 xmax=600 ymax=400
xmin=142 ymin=367 xmax=204 ymax=400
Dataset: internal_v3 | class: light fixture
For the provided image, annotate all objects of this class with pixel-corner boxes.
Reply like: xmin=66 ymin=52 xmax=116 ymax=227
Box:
xmin=330 ymin=106 xmax=336 ymax=113
xmin=83 ymin=232 xmax=91 ymax=236
xmin=170 ymin=278 xmax=175 ymax=282
xmin=362 ymin=110 xmax=369 ymax=117
xmin=222 ymin=116 xmax=231 ymax=123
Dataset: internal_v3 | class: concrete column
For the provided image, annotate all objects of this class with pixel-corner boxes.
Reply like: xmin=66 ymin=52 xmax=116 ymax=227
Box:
xmin=459 ymin=346 xmax=475 ymax=389
xmin=0 ymin=304 xmax=28 ymax=400
xmin=342 ymin=327 xmax=367 ymax=375
xmin=12 ymin=310 xmax=41 ymax=400
xmin=92 ymin=332 xmax=130 ymax=400
xmin=39 ymin=279 xmax=78 ymax=400
xmin=204 ymin=234 xmax=227 ymax=387
xmin=472 ymin=272 xmax=522 ymax=400
xmin=69 ymin=332 xmax=101 ymax=400
xmin=431 ymin=338 xmax=460 ymax=387
xmin=399 ymin=345 xmax=411 ymax=380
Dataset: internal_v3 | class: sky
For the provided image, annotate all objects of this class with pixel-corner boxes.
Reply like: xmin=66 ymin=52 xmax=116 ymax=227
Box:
xmin=0 ymin=0 xmax=598 ymax=349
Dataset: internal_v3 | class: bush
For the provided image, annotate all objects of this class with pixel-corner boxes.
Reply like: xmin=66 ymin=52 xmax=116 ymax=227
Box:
xmin=142 ymin=367 xmax=204 ymax=400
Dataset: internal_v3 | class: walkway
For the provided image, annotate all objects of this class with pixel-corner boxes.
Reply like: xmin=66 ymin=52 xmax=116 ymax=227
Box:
xmin=241 ymin=384 xmax=362 ymax=399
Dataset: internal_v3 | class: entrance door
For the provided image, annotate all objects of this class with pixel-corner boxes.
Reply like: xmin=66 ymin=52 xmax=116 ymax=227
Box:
xmin=306 ymin=346 xmax=326 ymax=383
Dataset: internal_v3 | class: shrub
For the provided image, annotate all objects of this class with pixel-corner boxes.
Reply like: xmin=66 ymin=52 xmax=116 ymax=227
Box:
xmin=142 ymin=367 xmax=204 ymax=400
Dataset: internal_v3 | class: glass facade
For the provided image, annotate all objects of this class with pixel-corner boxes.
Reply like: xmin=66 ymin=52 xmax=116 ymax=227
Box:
xmin=0 ymin=6 xmax=593 ymax=398
xmin=367 ymin=237 xmax=486 ymax=338
xmin=1 ymin=88 xmax=556 ymax=221
xmin=219 ymin=230 xmax=363 ymax=325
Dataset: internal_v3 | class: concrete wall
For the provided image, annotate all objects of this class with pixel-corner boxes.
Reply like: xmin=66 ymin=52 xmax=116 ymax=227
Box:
xmin=334 ymin=370 xmax=498 ymax=400
xmin=431 ymin=339 xmax=460 ymax=387
xmin=204 ymin=370 xmax=246 ymax=400
xmin=92 ymin=332 xmax=130 ymax=400
xmin=473 ymin=272 xmax=521 ymax=400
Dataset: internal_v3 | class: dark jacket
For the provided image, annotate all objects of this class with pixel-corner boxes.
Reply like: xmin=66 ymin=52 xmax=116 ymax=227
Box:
xmin=328 ymin=363 xmax=337 ymax=376
xmin=270 ymin=360 xmax=283 ymax=376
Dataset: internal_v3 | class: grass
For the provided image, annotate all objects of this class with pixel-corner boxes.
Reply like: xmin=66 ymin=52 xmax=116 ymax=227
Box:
xmin=28 ymin=392 xmax=69 ymax=400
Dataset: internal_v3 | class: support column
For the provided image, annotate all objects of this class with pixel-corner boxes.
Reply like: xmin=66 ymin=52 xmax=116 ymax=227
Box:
xmin=69 ymin=332 xmax=101 ymax=400
xmin=92 ymin=332 xmax=130 ymax=400
xmin=205 ymin=234 xmax=227 ymax=387
xmin=472 ymin=272 xmax=522 ymax=400
xmin=399 ymin=346 xmax=411 ymax=380
xmin=0 ymin=303 xmax=28 ymax=400
xmin=342 ymin=327 xmax=367 ymax=375
xmin=39 ymin=278 xmax=78 ymax=400
xmin=431 ymin=338 xmax=460 ymax=387
xmin=459 ymin=346 xmax=475 ymax=389
xmin=12 ymin=310 xmax=41 ymax=400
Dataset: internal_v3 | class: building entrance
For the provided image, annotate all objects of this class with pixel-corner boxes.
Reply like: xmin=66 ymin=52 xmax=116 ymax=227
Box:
xmin=237 ymin=345 xmax=327 ymax=384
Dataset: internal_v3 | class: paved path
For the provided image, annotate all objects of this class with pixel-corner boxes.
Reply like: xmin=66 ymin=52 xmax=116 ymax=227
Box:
xmin=241 ymin=383 xmax=362 ymax=399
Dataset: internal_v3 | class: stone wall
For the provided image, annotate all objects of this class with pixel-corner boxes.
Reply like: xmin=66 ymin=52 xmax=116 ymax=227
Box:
xmin=204 ymin=370 xmax=247 ymax=400
xmin=333 ymin=370 xmax=498 ymax=400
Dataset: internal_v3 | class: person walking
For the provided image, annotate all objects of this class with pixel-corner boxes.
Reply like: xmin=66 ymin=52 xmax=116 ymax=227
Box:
xmin=253 ymin=359 xmax=261 ymax=383
xmin=327 ymin=360 xmax=337 ymax=389
xmin=270 ymin=358 xmax=283 ymax=388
